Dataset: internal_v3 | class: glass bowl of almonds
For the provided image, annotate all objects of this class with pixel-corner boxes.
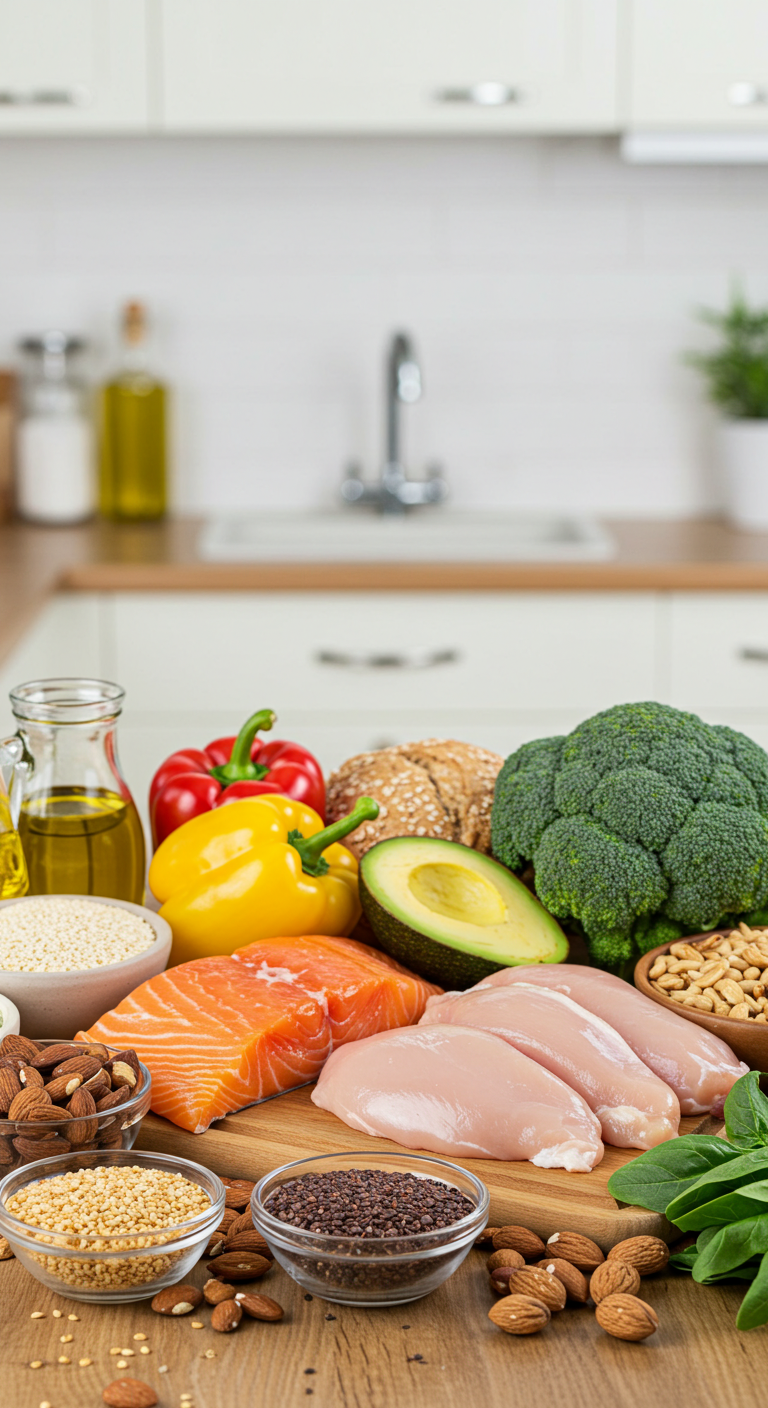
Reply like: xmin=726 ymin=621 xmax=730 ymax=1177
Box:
xmin=0 ymin=1035 xmax=152 ymax=1170
xmin=0 ymin=1149 xmax=225 ymax=1302
xmin=635 ymin=924 xmax=768 ymax=1068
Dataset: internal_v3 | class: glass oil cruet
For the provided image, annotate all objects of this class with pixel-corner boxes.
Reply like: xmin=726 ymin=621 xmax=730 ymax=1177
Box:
xmin=0 ymin=736 xmax=29 ymax=898
xmin=9 ymin=678 xmax=145 ymax=902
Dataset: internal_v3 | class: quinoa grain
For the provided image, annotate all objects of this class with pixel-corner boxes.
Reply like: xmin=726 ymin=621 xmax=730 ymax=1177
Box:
xmin=0 ymin=896 xmax=154 ymax=972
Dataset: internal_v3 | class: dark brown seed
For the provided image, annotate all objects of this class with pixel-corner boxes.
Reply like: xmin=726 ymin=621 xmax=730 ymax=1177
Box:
xmin=264 ymin=1168 xmax=474 ymax=1237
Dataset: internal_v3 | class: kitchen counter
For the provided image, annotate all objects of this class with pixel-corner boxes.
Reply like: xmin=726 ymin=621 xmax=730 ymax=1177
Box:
xmin=6 ymin=514 xmax=768 ymax=666
xmin=2 ymin=1242 xmax=759 ymax=1408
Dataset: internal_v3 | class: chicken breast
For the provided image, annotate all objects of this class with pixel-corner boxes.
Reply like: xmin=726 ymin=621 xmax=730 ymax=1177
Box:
xmin=459 ymin=964 xmax=748 ymax=1116
xmin=311 ymin=1023 xmax=604 ymax=1171
xmin=420 ymin=983 xmax=679 ymax=1149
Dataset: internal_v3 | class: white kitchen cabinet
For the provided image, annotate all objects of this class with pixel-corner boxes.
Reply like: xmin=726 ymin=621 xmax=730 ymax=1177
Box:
xmin=667 ymin=593 xmax=768 ymax=712
xmin=159 ymin=0 xmax=618 ymax=134
xmin=628 ymin=0 xmax=768 ymax=129
xmin=0 ymin=0 xmax=151 ymax=133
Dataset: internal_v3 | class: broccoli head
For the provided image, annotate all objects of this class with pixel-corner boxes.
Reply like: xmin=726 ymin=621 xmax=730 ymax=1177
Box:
xmin=491 ymin=702 xmax=768 ymax=971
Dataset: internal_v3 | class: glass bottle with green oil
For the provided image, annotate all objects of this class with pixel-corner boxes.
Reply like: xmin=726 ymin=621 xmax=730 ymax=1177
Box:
xmin=99 ymin=300 xmax=167 ymax=521
xmin=10 ymin=679 xmax=145 ymax=904
xmin=0 ymin=736 xmax=28 ymax=899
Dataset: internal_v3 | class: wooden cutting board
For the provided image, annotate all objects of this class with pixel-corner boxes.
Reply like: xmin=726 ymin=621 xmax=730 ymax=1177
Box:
xmin=137 ymin=1086 xmax=711 ymax=1252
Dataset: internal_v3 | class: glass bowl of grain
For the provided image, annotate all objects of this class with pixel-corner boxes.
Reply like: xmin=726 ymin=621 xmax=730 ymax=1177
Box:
xmin=251 ymin=1151 xmax=489 ymax=1306
xmin=0 ymin=1036 xmax=152 ymax=1170
xmin=0 ymin=1149 xmax=225 ymax=1302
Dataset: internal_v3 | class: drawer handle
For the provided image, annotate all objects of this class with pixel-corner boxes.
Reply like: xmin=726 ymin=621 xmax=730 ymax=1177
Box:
xmin=0 ymin=88 xmax=88 ymax=107
xmin=740 ymin=647 xmax=768 ymax=663
xmin=315 ymin=647 xmax=460 ymax=670
xmin=434 ymin=81 xmax=520 ymax=107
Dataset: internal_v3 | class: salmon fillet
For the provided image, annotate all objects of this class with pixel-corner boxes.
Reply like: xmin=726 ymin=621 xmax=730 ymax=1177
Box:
xmin=83 ymin=936 xmax=440 ymax=1133
xmin=83 ymin=956 xmax=331 ymax=1134
xmin=233 ymin=934 xmax=441 ymax=1045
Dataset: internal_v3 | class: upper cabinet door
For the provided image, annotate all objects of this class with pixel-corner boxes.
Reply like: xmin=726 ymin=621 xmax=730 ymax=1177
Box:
xmin=159 ymin=0 xmax=618 ymax=133
xmin=630 ymin=0 xmax=768 ymax=127
xmin=0 ymin=0 xmax=150 ymax=132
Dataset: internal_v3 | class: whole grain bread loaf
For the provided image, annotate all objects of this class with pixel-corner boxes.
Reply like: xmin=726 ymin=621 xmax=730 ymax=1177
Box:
xmin=327 ymin=738 xmax=503 ymax=859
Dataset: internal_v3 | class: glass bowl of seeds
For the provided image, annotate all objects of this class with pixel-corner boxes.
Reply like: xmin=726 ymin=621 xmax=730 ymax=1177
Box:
xmin=251 ymin=1151 xmax=489 ymax=1306
xmin=0 ymin=1148 xmax=225 ymax=1302
xmin=0 ymin=1035 xmax=152 ymax=1170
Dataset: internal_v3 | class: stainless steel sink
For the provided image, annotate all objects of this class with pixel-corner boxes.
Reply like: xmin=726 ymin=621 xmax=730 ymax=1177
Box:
xmin=199 ymin=511 xmax=614 ymax=564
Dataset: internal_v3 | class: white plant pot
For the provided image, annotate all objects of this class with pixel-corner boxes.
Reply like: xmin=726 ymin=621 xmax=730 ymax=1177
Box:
xmin=719 ymin=419 xmax=768 ymax=530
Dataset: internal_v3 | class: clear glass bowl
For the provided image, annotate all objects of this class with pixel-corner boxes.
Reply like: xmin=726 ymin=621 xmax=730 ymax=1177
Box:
xmin=0 ymin=1149 xmax=225 ymax=1303
xmin=0 ymin=1039 xmax=152 ymax=1171
xmin=251 ymin=1151 xmax=489 ymax=1306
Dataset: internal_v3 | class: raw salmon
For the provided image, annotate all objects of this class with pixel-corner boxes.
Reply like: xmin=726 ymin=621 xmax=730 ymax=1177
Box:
xmin=83 ymin=935 xmax=440 ymax=1133
xmin=233 ymin=933 xmax=440 ymax=1044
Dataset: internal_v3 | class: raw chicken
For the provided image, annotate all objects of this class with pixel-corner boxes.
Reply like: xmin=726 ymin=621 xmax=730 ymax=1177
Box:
xmin=459 ymin=964 xmax=748 ymax=1116
xmin=311 ymin=1023 xmax=604 ymax=1171
xmin=421 ymin=983 xmax=679 ymax=1148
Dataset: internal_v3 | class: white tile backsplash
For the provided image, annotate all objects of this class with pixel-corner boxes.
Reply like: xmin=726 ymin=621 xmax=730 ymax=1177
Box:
xmin=1 ymin=133 xmax=768 ymax=517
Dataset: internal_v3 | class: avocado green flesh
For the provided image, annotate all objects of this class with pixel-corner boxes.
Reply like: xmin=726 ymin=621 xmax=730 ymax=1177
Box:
xmin=360 ymin=836 xmax=568 ymax=989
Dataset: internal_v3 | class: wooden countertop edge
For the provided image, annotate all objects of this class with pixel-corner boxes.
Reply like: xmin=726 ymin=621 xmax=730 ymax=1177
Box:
xmin=60 ymin=560 xmax=768 ymax=592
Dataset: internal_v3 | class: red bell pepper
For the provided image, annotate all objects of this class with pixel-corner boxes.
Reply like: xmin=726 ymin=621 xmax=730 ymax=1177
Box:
xmin=149 ymin=708 xmax=325 ymax=847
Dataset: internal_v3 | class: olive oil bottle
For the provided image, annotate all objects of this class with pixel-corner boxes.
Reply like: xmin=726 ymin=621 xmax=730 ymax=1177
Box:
xmin=18 ymin=787 xmax=145 ymax=902
xmin=99 ymin=300 xmax=167 ymax=521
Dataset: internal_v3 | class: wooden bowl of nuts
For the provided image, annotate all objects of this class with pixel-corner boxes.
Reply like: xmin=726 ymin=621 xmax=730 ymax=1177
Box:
xmin=634 ymin=924 xmax=768 ymax=1068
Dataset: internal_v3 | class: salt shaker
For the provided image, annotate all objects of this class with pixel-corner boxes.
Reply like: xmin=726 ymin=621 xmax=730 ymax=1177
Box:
xmin=16 ymin=331 xmax=94 ymax=524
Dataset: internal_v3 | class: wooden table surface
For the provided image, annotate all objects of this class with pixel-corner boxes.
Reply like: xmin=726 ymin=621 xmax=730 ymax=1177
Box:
xmin=3 ymin=1244 xmax=766 ymax=1408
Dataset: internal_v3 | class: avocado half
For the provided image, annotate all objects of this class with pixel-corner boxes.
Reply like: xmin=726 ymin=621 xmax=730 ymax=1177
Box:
xmin=359 ymin=836 xmax=568 ymax=989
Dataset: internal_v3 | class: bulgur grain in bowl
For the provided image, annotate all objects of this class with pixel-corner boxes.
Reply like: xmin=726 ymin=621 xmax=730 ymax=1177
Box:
xmin=0 ymin=895 xmax=171 ymax=1038
xmin=0 ymin=1150 xmax=225 ymax=1302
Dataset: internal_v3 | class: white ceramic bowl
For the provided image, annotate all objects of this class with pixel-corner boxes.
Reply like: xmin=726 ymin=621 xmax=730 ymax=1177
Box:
xmin=0 ymin=895 xmax=171 ymax=1039
xmin=0 ymin=993 xmax=20 ymax=1038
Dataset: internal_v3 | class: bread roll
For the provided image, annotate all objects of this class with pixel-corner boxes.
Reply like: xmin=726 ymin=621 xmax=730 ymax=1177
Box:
xmin=327 ymin=738 xmax=503 ymax=858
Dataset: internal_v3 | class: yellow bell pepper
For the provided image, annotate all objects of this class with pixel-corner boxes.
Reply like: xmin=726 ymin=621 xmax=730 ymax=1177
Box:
xmin=149 ymin=793 xmax=379 ymax=967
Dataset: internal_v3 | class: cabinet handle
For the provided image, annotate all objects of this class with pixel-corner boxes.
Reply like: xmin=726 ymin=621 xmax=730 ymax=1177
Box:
xmin=434 ymin=82 xmax=520 ymax=107
xmin=0 ymin=88 xmax=88 ymax=107
xmin=728 ymin=82 xmax=767 ymax=107
xmin=315 ymin=647 xmax=460 ymax=670
xmin=739 ymin=647 xmax=768 ymax=662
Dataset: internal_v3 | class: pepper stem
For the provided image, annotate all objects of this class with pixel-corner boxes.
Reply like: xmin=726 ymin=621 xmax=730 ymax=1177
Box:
xmin=288 ymin=796 xmax=379 ymax=878
xmin=210 ymin=708 xmax=276 ymax=785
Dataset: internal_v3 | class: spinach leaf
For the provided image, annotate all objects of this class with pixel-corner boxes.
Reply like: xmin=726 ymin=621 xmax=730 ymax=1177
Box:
xmin=692 ymin=1216 xmax=768 ymax=1283
xmin=668 ymin=1246 xmax=698 ymax=1272
xmin=665 ymin=1148 xmax=768 ymax=1224
xmin=607 ymin=1135 xmax=739 ymax=1214
xmin=724 ymin=1071 xmax=768 ymax=1149
xmin=674 ymin=1178 xmax=768 ymax=1232
xmin=736 ymin=1251 xmax=768 ymax=1330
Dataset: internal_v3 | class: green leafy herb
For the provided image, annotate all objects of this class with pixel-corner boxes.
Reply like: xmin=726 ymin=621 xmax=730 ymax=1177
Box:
xmin=666 ymin=1149 xmax=768 ymax=1226
xmin=686 ymin=290 xmax=768 ymax=419
xmin=675 ymin=1179 xmax=768 ymax=1232
xmin=669 ymin=1246 xmax=699 ymax=1272
xmin=736 ymin=1253 xmax=768 ymax=1330
xmin=607 ymin=1135 xmax=740 ymax=1214
xmin=692 ymin=1216 xmax=768 ymax=1284
xmin=724 ymin=1070 xmax=768 ymax=1150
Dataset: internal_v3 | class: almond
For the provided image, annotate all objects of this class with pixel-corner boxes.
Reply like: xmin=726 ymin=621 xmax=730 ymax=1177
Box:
xmin=18 ymin=1065 xmax=44 ymax=1088
xmin=45 ymin=1074 xmax=83 ymax=1103
xmin=205 ymin=1233 xmax=228 ymax=1259
xmin=207 ymin=1251 xmax=271 ymax=1281
xmin=474 ymin=1226 xmax=501 ymax=1247
xmin=0 ymin=1068 xmax=21 ymax=1113
xmin=595 ymin=1292 xmax=659 ymax=1341
xmin=102 ymin=1379 xmax=159 ymax=1407
xmin=8 ymin=1087 xmax=51 ymax=1121
xmin=108 ymin=1061 xmax=138 ymax=1091
xmin=216 ymin=1208 xmax=239 ymax=1234
xmin=488 ymin=1294 xmax=551 ymax=1335
xmin=96 ymin=1088 xmax=126 ymax=1113
xmin=212 ymin=1299 xmax=243 ymax=1332
xmin=223 ymin=1179 xmax=256 ymax=1210
xmin=506 ymin=1267 xmax=567 ymax=1313
xmin=0 ymin=1137 xmax=15 ymax=1166
xmin=228 ymin=1207 xmax=254 ymax=1238
xmin=29 ymin=1043 xmax=80 ymax=1070
xmin=13 ymin=1134 xmax=70 ymax=1159
xmin=98 ymin=1126 xmax=125 ymax=1149
xmin=607 ymin=1236 xmax=669 ymax=1276
xmin=0 ymin=1236 xmax=14 ymax=1260
xmin=487 ymin=1249 xmax=525 ymax=1274
xmin=225 ymin=1230 xmax=273 ymax=1258
xmin=68 ymin=1087 xmax=97 ymax=1118
xmin=0 ymin=1034 xmax=41 ymax=1061
xmin=105 ymin=1050 xmax=141 ymax=1082
xmin=79 ymin=1042 xmax=110 ymax=1061
xmin=82 ymin=1069 xmax=111 ymax=1098
xmin=492 ymin=1225 xmax=546 ymax=1259
xmin=235 ymin=1292 xmax=284 ymax=1321
xmin=151 ymin=1284 xmax=203 ymax=1316
xmin=52 ymin=1054 xmax=102 ymax=1083
xmin=590 ymin=1261 xmax=641 ymax=1303
xmin=204 ymin=1278 xmax=236 ymax=1305
xmin=534 ymin=1258 xmax=589 ymax=1304
xmin=489 ymin=1266 xmax=517 ymax=1295
xmin=546 ymin=1230 xmax=605 ymax=1271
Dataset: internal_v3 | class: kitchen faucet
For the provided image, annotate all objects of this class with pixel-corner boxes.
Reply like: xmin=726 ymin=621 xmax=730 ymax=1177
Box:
xmin=341 ymin=332 xmax=447 ymax=514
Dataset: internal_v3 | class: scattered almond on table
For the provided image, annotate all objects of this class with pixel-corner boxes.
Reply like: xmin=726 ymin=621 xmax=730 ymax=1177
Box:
xmin=649 ymin=926 xmax=768 ymax=1021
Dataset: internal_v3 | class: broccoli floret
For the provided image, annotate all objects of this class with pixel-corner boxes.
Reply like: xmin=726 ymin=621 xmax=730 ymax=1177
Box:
xmin=491 ymin=701 xmax=768 ymax=971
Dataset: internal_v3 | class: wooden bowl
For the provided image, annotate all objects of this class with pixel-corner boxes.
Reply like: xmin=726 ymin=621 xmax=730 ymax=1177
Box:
xmin=635 ymin=932 xmax=768 ymax=1069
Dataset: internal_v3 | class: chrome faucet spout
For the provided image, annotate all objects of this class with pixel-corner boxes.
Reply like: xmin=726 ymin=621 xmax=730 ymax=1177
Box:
xmin=341 ymin=331 xmax=446 ymax=514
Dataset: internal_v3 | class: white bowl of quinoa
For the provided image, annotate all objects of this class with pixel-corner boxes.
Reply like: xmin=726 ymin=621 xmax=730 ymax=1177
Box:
xmin=0 ymin=895 xmax=171 ymax=1039
xmin=0 ymin=994 xmax=20 ymax=1038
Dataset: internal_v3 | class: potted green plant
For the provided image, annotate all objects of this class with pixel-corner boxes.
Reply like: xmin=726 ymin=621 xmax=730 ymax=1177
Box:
xmin=687 ymin=290 xmax=768 ymax=528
